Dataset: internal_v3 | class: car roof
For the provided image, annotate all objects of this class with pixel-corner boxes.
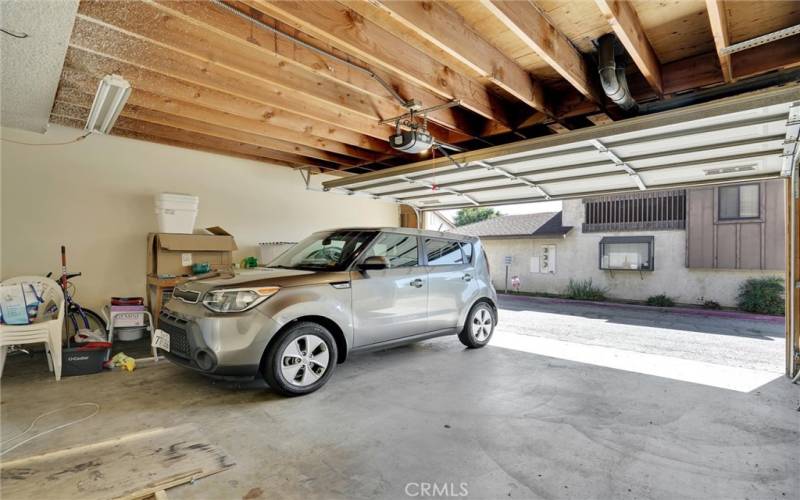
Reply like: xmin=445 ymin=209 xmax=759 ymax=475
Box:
xmin=320 ymin=227 xmax=479 ymax=242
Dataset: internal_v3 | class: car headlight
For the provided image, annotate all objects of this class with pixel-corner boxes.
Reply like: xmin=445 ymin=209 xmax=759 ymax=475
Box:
xmin=202 ymin=287 xmax=280 ymax=313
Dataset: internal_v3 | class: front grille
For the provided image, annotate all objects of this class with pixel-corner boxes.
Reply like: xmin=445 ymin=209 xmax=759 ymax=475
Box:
xmin=159 ymin=311 xmax=192 ymax=358
xmin=173 ymin=287 xmax=201 ymax=303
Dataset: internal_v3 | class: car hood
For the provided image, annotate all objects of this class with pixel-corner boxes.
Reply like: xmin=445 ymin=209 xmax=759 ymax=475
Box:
xmin=179 ymin=268 xmax=349 ymax=292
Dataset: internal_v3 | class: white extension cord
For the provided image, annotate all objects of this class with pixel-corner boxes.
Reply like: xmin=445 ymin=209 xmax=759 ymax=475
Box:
xmin=0 ymin=402 xmax=100 ymax=457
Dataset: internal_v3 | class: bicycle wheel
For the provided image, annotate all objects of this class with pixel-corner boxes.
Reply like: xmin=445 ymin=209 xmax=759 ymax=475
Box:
xmin=63 ymin=305 xmax=107 ymax=343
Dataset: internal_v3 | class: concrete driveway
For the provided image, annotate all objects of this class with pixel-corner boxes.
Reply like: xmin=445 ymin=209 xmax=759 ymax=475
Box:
xmin=495 ymin=294 xmax=785 ymax=376
xmin=1 ymin=298 xmax=797 ymax=500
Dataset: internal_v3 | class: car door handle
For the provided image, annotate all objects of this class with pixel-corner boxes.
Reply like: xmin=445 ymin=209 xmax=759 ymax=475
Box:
xmin=410 ymin=278 xmax=424 ymax=288
xmin=462 ymin=274 xmax=472 ymax=282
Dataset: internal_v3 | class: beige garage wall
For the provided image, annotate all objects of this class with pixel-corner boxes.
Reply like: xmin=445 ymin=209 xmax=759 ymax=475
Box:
xmin=1 ymin=125 xmax=399 ymax=311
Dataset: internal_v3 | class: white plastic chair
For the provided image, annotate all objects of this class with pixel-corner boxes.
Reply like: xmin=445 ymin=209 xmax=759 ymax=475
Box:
xmin=0 ymin=276 xmax=65 ymax=380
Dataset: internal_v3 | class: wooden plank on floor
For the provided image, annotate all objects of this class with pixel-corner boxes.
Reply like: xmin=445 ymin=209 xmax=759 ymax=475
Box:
xmin=0 ymin=424 xmax=234 ymax=500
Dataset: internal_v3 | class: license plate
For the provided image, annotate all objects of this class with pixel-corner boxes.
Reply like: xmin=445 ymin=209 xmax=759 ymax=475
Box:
xmin=152 ymin=328 xmax=170 ymax=352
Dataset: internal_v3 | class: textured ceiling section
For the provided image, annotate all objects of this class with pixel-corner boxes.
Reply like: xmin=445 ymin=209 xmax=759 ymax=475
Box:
xmin=0 ymin=0 xmax=78 ymax=133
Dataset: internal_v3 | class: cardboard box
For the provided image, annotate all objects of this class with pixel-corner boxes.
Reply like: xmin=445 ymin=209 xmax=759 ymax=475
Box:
xmin=147 ymin=228 xmax=237 ymax=277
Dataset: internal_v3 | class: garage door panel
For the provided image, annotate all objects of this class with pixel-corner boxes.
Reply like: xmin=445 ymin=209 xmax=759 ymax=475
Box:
xmin=323 ymin=88 xmax=799 ymax=211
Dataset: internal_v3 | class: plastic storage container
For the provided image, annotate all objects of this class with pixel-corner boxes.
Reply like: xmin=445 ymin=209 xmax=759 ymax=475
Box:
xmin=155 ymin=193 xmax=199 ymax=234
xmin=62 ymin=345 xmax=110 ymax=377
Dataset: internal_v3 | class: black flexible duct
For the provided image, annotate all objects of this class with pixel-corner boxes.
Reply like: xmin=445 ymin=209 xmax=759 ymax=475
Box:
xmin=597 ymin=34 xmax=638 ymax=112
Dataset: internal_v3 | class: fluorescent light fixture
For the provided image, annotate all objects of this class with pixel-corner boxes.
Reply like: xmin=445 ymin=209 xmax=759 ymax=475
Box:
xmin=703 ymin=164 xmax=757 ymax=176
xmin=84 ymin=74 xmax=131 ymax=134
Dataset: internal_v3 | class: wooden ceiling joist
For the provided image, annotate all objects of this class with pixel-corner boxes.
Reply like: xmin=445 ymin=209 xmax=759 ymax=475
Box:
xmin=243 ymin=0 xmax=515 ymax=129
xmin=47 ymin=0 xmax=800 ymax=173
xmin=731 ymin=35 xmax=800 ymax=81
xmin=74 ymin=3 xmax=393 ymax=128
xmin=58 ymin=68 xmax=382 ymax=163
xmin=480 ymin=0 xmax=603 ymax=105
xmin=49 ymin=114 xmax=309 ymax=170
xmin=593 ymin=0 xmax=664 ymax=97
xmin=705 ymin=0 xmax=732 ymax=83
xmin=81 ymin=0 xmax=407 ymax=136
xmin=51 ymin=114 xmax=279 ymax=165
xmin=154 ymin=0 xmax=482 ymax=140
xmin=367 ymin=0 xmax=551 ymax=117
xmin=53 ymin=93 xmax=361 ymax=169
xmin=63 ymin=47 xmax=391 ymax=154
xmin=51 ymin=99 xmax=347 ymax=169
xmin=114 ymin=128 xmax=332 ymax=171
xmin=69 ymin=16 xmax=393 ymax=142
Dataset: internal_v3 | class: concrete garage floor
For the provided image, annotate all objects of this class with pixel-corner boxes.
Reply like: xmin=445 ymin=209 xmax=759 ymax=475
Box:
xmin=2 ymin=300 xmax=799 ymax=499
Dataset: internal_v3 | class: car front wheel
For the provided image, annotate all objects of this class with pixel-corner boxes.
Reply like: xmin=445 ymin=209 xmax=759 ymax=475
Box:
xmin=458 ymin=302 xmax=496 ymax=348
xmin=262 ymin=322 xmax=338 ymax=396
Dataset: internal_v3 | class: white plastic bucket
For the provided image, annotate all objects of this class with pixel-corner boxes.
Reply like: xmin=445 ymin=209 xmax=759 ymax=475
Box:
xmin=155 ymin=193 xmax=199 ymax=234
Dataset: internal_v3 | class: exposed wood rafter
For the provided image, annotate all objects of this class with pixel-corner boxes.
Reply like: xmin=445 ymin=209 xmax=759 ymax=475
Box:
xmin=366 ymin=0 xmax=552 ymax=118
xmin=62 ymin=47 xmax=391 ymax=154
xmin=243 ymin=0 xmax=514 ymax=128
xmin=705 ymin=0 xmax=732 ymax=82
xmin=58 ymin=68 xmax=382 ymax=163
xmin=46 ymin=0 xmax=800 ymax=174
xmin=152 ymin=0 xmax=480 ymax=140
xmin=480 ymin=0 xmax=603 ymax=105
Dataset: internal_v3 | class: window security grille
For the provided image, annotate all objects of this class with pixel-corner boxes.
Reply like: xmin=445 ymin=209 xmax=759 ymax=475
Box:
xmin=583 ymin=190 xmax=686 ymax=233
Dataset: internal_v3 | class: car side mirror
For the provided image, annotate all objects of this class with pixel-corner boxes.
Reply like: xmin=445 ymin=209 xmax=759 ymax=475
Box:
xmin=359 ymin=256 xmax=389 ymax=270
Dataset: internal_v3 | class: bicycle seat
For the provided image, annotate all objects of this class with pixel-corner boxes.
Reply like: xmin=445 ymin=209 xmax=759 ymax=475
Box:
xmin=65 ymin=272 xmax=82 ymax=280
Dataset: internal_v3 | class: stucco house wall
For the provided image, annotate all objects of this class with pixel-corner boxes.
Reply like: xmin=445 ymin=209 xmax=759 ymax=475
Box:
xmin=481 ymin=198 xmax=782 ymax=307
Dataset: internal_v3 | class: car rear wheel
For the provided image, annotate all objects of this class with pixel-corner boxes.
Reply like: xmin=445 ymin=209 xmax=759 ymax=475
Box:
xmin=262 ymin=322 xmax=337 ymax=396
xmin=458 ymin=302 xmax=496 ymax=348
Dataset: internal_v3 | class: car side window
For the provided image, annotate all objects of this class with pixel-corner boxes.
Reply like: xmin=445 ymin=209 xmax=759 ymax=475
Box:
xmin=460 ymin=242 xmax=473 ymax=264
xmin=362 ymin=233 xmax=419 ymax=268
xmin=425 ymin=238 xmax=464 ymax=265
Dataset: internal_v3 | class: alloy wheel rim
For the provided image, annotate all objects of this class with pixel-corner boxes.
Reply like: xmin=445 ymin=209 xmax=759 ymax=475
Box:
xmin=280 ymin=334 xmax=330 ymax=387
xmin=471 ymin=308 xmax=493 ymax=341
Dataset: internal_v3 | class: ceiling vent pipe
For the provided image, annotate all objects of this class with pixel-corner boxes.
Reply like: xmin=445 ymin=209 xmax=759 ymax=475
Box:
xmin=597 ymin=34 xmax=638 ymax=112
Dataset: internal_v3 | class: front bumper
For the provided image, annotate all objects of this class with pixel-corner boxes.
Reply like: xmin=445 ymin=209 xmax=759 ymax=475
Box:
xmin=158 ymin=306 xmax=278 ymax=378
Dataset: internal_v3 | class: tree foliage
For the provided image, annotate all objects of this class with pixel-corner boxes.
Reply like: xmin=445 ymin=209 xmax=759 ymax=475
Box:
xmin=454 ymin=207 xmax=500 ymax=227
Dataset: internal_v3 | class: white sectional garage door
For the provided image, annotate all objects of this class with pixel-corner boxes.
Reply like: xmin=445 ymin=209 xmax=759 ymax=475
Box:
xmin=322 ymin=85 xmax=800 ymax=211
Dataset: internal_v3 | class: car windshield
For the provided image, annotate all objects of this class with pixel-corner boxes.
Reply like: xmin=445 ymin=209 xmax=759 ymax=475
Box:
xmin=267 ymin=230 xmax=377 ymax=271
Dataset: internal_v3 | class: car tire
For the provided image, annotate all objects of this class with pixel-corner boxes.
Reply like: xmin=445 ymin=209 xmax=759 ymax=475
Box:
xmin=458 ymin=302 xmax=496 ymax=348
xmin=262 ymin=322 xmax=338 ymax=396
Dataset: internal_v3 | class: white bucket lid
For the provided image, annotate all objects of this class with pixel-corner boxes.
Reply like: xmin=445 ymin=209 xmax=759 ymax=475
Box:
xmin=157 ymin=192 xmax=199 ymax=203
xmin=155 ymin=207 xmax=199 ymax=214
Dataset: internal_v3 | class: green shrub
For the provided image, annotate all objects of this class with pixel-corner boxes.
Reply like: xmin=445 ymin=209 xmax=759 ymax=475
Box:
xmin=737 ymin=278 xmax=785 ymax=315
xmin=565 ymin=279 xmax=606 ymax=301
xmin=646 ymin=294 xmax=675 ymax=307
xmin=702 ymin=300 xmax=721 ymax=310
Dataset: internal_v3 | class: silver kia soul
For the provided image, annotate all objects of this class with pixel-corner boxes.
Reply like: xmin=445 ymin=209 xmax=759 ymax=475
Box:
xmin=157 ymin=228 xmax=498 ymax=396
